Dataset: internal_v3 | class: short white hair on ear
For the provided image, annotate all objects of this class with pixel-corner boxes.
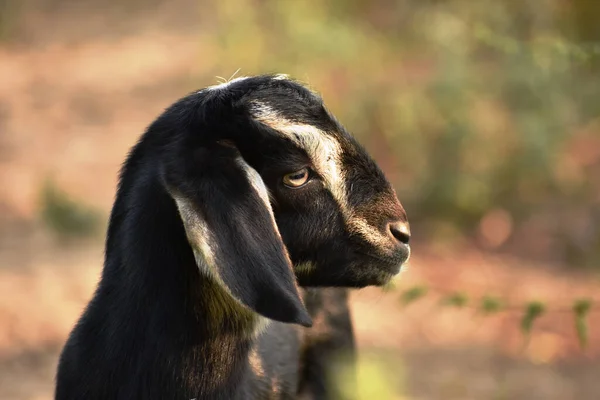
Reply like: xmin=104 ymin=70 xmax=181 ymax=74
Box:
xmin=171 ymin=194 xmax=217 ymax=274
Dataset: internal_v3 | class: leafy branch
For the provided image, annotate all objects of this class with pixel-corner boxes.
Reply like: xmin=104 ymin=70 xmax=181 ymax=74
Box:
xmin=397 ymin=284 xmax=597 ymax=350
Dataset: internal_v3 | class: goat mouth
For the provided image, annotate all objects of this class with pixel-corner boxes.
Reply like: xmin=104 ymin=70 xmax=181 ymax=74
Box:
xmin=360 ymin=266 xmax=400 ymax=287
xmin=356 ymin=254 xmax=406 ymax=284
xmin=357 ymin=250 xmax=408 ymax=272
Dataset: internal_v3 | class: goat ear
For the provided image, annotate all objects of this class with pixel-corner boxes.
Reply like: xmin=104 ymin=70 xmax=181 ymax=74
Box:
xmin=166 ymin=145 xmax=312 ymax=327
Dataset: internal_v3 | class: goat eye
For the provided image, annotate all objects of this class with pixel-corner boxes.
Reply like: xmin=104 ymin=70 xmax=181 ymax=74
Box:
xmin=282 ymin=168 xmax=310 ymax=188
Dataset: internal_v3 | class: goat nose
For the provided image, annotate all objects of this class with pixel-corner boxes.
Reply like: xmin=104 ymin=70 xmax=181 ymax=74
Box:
xmin=388 ymin=221 xmax=411 ymax=245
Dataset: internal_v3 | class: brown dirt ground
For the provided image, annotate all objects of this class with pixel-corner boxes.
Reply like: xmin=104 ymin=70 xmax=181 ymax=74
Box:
xmin=1 ymin=235 xmax=599 ymax=400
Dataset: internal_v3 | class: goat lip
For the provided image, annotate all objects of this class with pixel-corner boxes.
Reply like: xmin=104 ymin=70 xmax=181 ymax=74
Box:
xmin=381 ymin=262 xmax=403 ymax=276
xmin=357 ymin=252 xmax=405 ymax=276
xmin=357 ymin=251 xmax=407 ymax=269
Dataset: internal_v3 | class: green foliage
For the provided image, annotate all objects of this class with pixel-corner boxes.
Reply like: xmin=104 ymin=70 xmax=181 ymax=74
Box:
xmin=520 ymin=301 xmax=545 ymax=339
xmin=335 ymin=286 xmax=597 ymax=397
xmin=0 ymin=0 xmax=19 ymax=41
xmin=400 ymin=285 xmax=428 ymax=306
xmin=573 ymin=299 xmax=592 ymax=348
xmin=443 ymin=291 xmax=469 ymax=308
xmin=40 ymin=180 xmax=102 ymax=239
xmin=395 ymin=284 xmax=595 ymax=350
xmin=5 ymin=0 xmax=600 ymax=267
xmin=203 ymin=0 xmax=600 ymax=268
xmin=208 ymin=0 xmax=599 ymax=268
xmin=332 ymin=351 xmax=407 ymax=400
xmin=480 ymin=295 xmax=503 ymax=315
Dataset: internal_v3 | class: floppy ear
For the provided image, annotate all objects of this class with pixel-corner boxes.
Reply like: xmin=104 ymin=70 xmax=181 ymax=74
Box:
xmin=164 ymin=144 xmax=312 ymax=327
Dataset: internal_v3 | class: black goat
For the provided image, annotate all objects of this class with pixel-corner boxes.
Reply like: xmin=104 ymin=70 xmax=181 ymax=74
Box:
xmin=55 ymin=74 xmax=411 ymax=400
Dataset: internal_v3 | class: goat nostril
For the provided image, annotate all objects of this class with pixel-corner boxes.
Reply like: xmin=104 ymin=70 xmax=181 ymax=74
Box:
xmin=388 ymin=221 xmax=411 ymax=245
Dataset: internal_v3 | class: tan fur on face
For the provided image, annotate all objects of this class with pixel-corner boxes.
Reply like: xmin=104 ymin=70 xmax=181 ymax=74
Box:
xmin=346 ymin=217 xmax=391 ymax=250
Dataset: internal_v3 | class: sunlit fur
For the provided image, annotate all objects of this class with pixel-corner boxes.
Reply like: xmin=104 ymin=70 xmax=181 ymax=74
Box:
xmin=55 ymin=74 xmax=410 ymax=399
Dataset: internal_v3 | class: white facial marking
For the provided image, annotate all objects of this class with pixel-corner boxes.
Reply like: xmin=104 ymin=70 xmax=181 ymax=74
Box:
xmin=249 ymin=102 xmax=350 ymax=218
xmin=251 ymin=99 xmax=409 ymax=262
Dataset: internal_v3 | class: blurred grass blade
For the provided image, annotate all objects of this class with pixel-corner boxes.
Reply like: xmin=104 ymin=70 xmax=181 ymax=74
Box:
xmin=573 ymin=299 xmax=592 ymax=349
xmin=442 ymin=291 xmax=468 ymax=308
xmin=40 ymin=179 xmax=102 ymax=239
xmin=399 ymin=285 xmax=428 ymax=306
xmin=521 ymin=301 xmax=545 ymax=338
xmin=480 ymin=295 xmax=503 ymax=315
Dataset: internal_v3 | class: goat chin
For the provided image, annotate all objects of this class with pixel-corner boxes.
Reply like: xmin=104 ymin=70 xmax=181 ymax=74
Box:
xmin=55 ymin=74 xmax=410 ymax=399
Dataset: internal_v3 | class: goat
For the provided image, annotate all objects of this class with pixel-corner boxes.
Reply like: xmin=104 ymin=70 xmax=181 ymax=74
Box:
xmin=55 ymin=74 xmax=411 ymax=400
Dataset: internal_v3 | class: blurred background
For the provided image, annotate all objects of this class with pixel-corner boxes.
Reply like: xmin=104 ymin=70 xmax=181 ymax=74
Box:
xmin=0 ymin=0 xmax=599 ymax=398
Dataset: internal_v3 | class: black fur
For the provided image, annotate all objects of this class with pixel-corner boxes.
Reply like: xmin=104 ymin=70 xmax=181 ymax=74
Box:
xmin=55 ymin=75 xmax=409 ymax=399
